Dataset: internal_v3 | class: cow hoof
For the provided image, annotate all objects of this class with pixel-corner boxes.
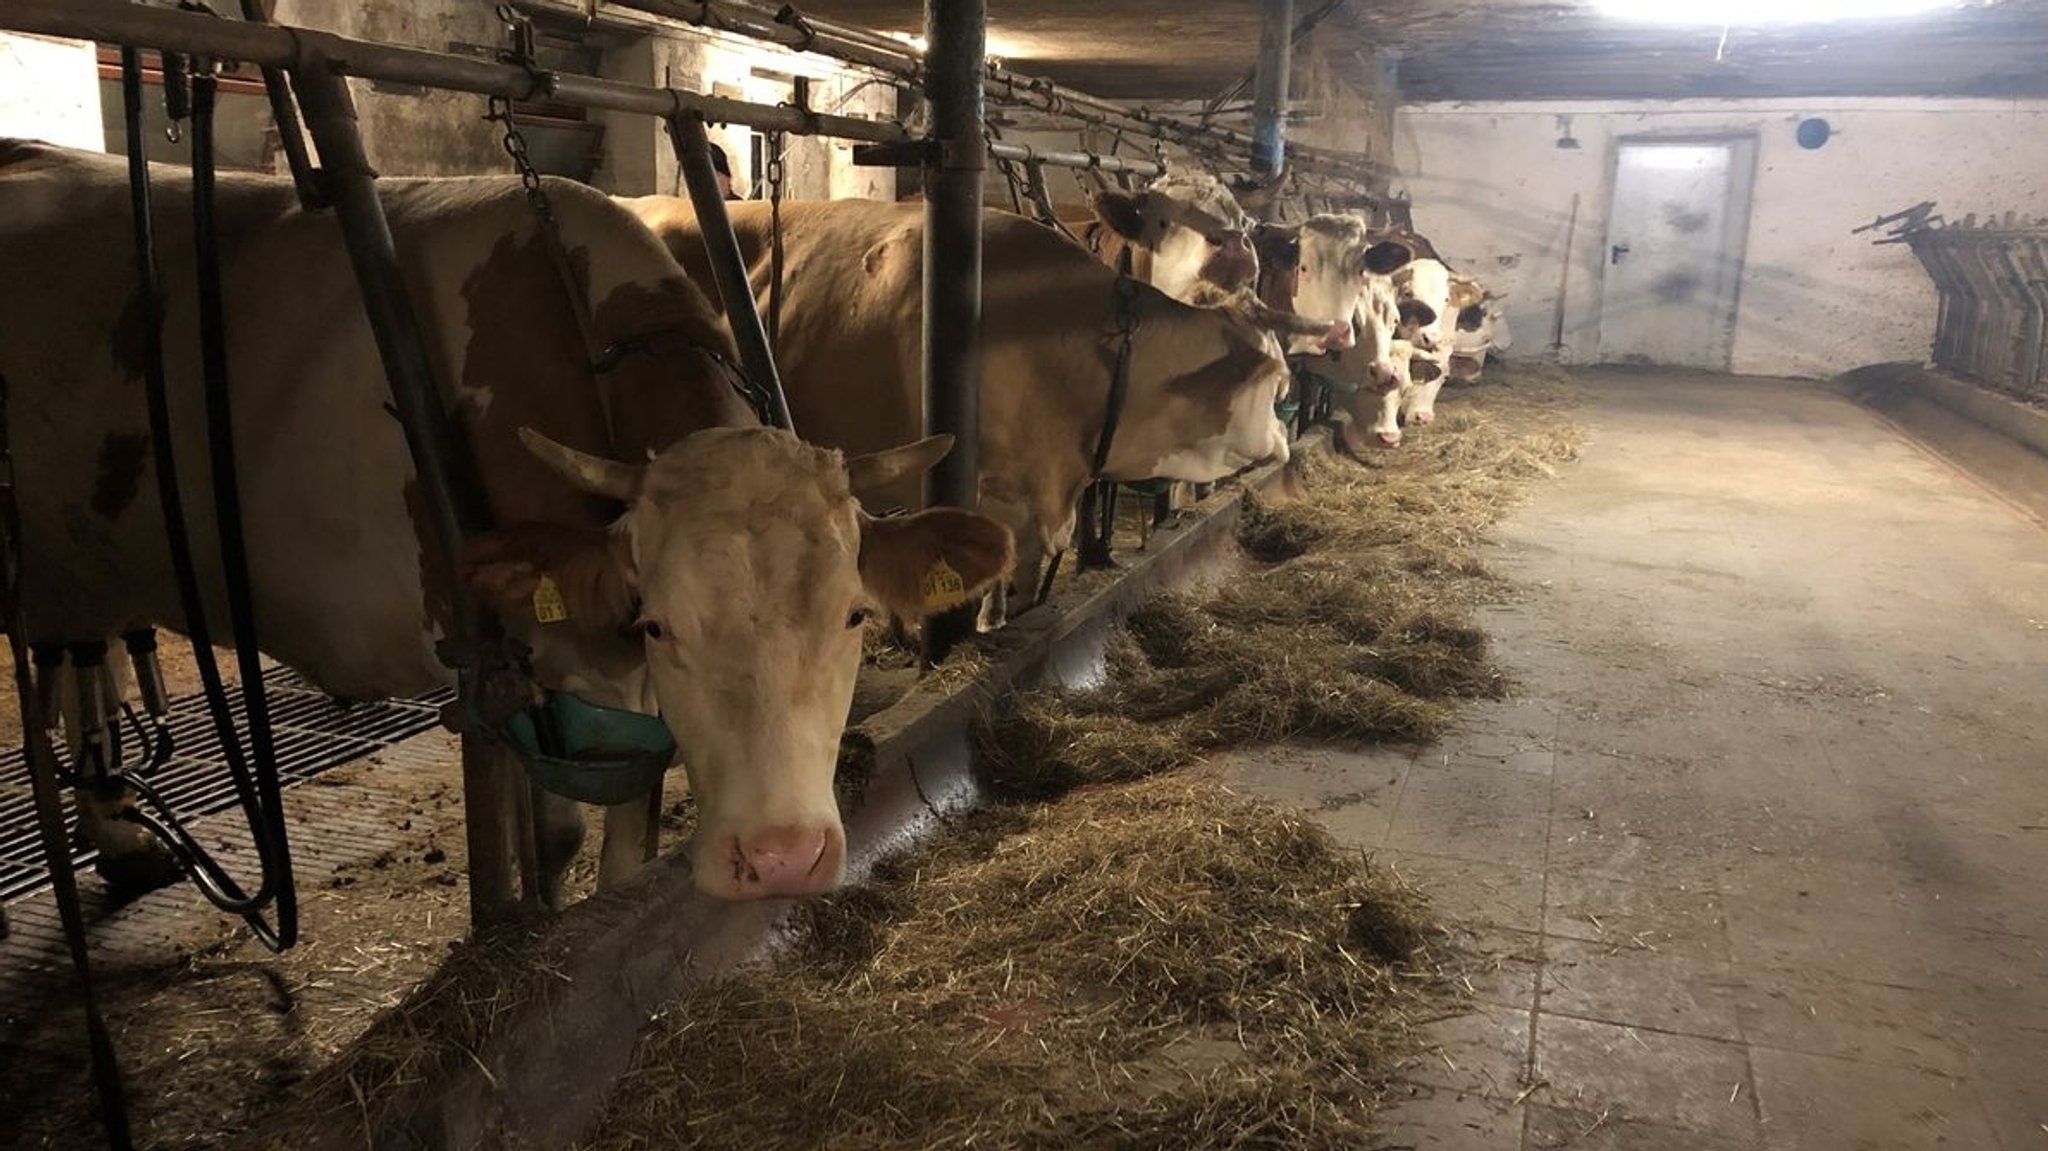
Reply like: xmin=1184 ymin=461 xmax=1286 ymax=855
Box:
xmin=95 ymin=839 xmax=184 ymax=899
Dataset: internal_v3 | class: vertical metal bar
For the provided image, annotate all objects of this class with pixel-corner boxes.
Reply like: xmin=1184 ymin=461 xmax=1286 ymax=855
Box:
xmin=234 ymin=0 xmax=325 ymax=210
xmin=290 ymin=59 xmax=520 ymax=925
xmin=665 ymin=111 xmax=794 ymax=431
xmin=1996 ymin=243 xmax=2043 ymax=399
xmin=921 ymin=0 xmax=985 ymax=662
xmin=1251 ymin=0 xmax=1294 ymax=180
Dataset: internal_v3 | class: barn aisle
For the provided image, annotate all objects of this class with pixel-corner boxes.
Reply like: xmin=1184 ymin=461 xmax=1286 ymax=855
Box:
xmin=1226 ymin=371 xmax=2048 ymax=1150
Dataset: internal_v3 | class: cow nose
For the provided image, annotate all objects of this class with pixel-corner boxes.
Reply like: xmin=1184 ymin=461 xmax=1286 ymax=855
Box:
xmin=1414 ymin=333 xmax=1439 ymax=352
xmin=730 ymin=825 xmax=842 ymax=897
xmin=1373 ymin=362 xmax=1401 ymax=390
xmin=1320 ymin=319 xmax=1356 ymax=351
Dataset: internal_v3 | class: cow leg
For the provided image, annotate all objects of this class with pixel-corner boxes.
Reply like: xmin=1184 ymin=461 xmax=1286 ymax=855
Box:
xmin=597 ymin=778 xmax=661 ymax=889
xmin=530 ymin=787 xmax=586 ymax=911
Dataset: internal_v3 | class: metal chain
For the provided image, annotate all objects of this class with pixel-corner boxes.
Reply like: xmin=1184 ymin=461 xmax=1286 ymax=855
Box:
xmin=767 ymin=128 xmax=787 ymax=351
xmin=487 ymin=93 xmax=560 ymax=234
xmin=483 ymin=39 xmax=609 ymax=375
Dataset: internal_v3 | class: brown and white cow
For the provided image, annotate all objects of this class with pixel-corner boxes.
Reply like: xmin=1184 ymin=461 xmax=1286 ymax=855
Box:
xmin=1068 ymin=171 xmax=1259 ymax=300
xmin=1330 ymin=274 xmax=1435 ymax=452
xmin=1392 ymin=254 xmax=1458 ymax=428
xmin=0 ymin=141 xmax=1009 ymax=904
xmin=1250 ymin=215 xmax=1414 ymax=356
xmin=1448 ymin=273 xmax=1512 ymax=382
xmin=624 ymin=196 xmax=1292 ymax=614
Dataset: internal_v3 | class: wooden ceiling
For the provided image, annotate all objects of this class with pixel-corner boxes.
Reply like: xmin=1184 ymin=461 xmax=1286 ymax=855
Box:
xmin=798 ymin=0 xmax=2048 ymax=102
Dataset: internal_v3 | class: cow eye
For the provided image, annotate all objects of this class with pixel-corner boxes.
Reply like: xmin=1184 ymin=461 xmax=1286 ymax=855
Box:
xmin=640 ymin=619 xmax=666 ymax=641
xmin=847 ymin=608 xmax=873 ymax=629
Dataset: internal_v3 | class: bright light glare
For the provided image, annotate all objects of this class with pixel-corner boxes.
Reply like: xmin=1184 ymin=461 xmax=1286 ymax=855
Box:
xmin=888 ymin=30 xmax=1031 ymax=58
xmin=1593 ymin=0 xmax=1952 ymax=23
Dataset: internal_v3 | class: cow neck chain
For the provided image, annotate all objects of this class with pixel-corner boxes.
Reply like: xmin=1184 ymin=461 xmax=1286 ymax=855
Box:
xmin=1089 ymin=251 xmax=1141 ymax=478
xmin=483 ymin=87 xmax=772 ymax=429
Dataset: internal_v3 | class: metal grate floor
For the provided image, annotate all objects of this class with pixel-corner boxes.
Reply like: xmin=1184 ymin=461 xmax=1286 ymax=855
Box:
xmin=0 ymin=667 xmax=453 ymax=904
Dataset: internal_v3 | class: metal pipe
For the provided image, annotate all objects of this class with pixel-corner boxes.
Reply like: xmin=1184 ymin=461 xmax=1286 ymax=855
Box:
xmin=594 ymin=0 xmax=923 ymax=80
xmin=6 ymin=0 xmax=1382 ymax=189
xmin=235 ymin=0 xmax=325 ymax=211
xmin=987 ymin=141 xmax=1164 ymax=178
xmin=921 ymin=0 xmax=985 ymax=665
xmin=4 ymin=0 xmax=908 ymax=143
xmin=290 ymin=59 xmax=520 ymax=922
xmin=593 ymin=0 xmax=1383 ymax=186
xmin=1251 ymin=0 xmax=1294 ymax=180
xmin=666 ymin=111 xmax=796 ymax=431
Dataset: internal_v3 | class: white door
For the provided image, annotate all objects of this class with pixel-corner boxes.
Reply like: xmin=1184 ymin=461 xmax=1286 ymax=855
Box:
xmin=1598 ymin=139 xmax=1755 ymax=369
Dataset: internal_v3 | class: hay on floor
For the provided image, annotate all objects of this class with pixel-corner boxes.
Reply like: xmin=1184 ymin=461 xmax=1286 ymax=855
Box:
xmin=587 ymin=775 xmax=1445 ymax=1151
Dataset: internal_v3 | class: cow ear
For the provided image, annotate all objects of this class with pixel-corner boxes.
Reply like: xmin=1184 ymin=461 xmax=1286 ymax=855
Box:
xmin=858 ymin=508 xmax=1013 ymax=619
xmin=1091 ymin=190 xmax=1148 ymax=241
xmin=462 ymin=526 xmax=639 ymax=632
xmin=1398 ymin=300 xmax=1438 ymax=329
xmin=519 ymin=428 xmax=644 ymax=502
xmin=846 ymin=435 xmax=954 ymax=499
xmin=1363 ymin=240 xmax=1415 ymax=276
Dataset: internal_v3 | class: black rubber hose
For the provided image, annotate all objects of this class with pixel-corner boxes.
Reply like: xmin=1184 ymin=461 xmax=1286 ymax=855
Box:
xmin=189 ymin=64 xmax=299 ymax=950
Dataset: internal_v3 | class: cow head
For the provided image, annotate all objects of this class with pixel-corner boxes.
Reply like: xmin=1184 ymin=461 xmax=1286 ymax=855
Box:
xmin=1393 ymin=257 xmax=1454 ymax=354
xmin=1341 ymin=335 xmax=1416 ymax=451
xmin=1118 ymin=292 xmax=1293 ymax=481
xmin=1354 ymin=276 xmax=1410 ymax=393
xmin=464 ymin=428 xmax=1012 ymax=899
xmin=1091 ymin=173 xmax=1257 ymax=300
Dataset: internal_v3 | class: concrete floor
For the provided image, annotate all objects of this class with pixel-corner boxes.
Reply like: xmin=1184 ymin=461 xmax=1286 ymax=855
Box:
xmin=1225 ymin=371 xmax=2048 ymax=1150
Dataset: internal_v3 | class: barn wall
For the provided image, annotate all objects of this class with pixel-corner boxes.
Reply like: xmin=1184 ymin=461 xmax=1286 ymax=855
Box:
xmin=0 ymin=33 xmax=102 ymax=151
xmin=1393 ymin=98 xmax=2048 ymax=378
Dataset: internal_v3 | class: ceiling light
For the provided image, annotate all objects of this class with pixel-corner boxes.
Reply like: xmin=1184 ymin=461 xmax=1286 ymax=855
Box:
xmin=1592 ymin=0 xmax=1954 ymax=23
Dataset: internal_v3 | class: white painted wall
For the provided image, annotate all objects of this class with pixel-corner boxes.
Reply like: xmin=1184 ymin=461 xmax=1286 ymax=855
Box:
xmin=0 ymin=33 xmax=102 ymax=151
xmin=1394 ymin=99 xmax=2048 ymax=378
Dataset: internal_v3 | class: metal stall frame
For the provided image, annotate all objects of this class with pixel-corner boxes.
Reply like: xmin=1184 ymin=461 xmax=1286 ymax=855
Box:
xmin=577 ymin=0 xmax=1387 ymax=194
xmin=1896 ymin=212 xmax=2048 ymax=403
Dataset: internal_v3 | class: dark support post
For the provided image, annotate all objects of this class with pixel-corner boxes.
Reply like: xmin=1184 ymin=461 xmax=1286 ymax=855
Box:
xmin=921 ymin=0 xmax=986 ymax=663
xmin=666 ymin=111 xmax=795 ymax=431
xmin=1252 ymin=0 xmax=1294 ymax=181
xmin=291 ymin=59 xmax=521 ymax=925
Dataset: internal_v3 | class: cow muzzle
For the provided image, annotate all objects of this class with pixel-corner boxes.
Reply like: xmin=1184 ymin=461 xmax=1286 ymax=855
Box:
xmin=714 ymin=823 xmax=845 ymax=898
xmin=1318 ymin=318 xmax=1357 ymax=352
xmin=1202 ymin=232 xmax=1258 ymax=290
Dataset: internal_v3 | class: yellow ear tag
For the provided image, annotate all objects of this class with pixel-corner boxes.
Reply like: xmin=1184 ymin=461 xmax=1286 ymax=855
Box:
xmin=532 ymin=575 xmax=571 ymax=624
xmin=920 ymin=557 xmax=968 ymax=611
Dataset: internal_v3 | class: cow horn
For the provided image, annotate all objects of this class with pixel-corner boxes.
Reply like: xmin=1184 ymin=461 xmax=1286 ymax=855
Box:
xmin=518 ymin=427 xmax=644 ymax=501
xmin=846 ymin=435 xmax=955 ymax=498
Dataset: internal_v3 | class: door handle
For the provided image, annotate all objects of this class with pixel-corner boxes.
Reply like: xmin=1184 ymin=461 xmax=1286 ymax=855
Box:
xmin=1611 ymin=243 xmax=1632 ymax=265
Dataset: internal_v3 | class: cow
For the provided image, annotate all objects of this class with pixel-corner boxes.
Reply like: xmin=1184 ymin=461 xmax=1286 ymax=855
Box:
xmin=0 ymin=141 xmax=1011 ymax=905
xmin=622 ymin=196 xmax=1292 ymax=621
xmin=1068 ymin=171 xmax=1259 ymax=299
xmin=1392 ymin=255 xmax=1457 ymax=428
xmin=1328 ymin=273 xmax=1434 ymax=452
xmin=1448 ymin=274 xmax=1512 ymax=381
xmin=1250 ymin=215 xmax=1413 ymax=355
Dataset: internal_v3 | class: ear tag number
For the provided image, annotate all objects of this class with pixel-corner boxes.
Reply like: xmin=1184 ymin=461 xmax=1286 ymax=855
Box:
xmin=920 ymin=557 xmax=967 ymax=611
xmin=533 ymin=575 xmax=571 ymax=624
